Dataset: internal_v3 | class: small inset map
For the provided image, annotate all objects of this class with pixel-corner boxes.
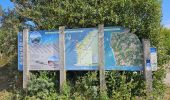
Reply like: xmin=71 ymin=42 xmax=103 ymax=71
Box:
xmin=75 ymin=30 xmax=98 ymax=66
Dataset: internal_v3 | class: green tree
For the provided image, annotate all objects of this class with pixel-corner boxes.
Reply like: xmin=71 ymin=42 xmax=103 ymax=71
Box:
xmin=0 ymin=10 xmax=20 ymax=56
xmin=161 ymin=28 xmax=170 ymax=55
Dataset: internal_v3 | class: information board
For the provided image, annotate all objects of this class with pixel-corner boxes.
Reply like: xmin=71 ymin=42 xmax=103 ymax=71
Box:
xmin=18 ymin=27 xmax=144 ymax=71
xmin=150 ymin=47 xmax=157 ymax=71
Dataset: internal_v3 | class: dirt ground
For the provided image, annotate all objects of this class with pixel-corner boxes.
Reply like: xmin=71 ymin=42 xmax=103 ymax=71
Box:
xmin=165 ymin=73 xmax=170 ymax=86
xmin=164 ymin=66 xmax=170 ymax=100
xmin=164 ymin=86 xmax=170 ymax=100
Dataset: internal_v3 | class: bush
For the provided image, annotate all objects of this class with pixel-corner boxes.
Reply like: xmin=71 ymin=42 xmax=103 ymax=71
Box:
xmin=14 ymin=71 xmax=58 ymax=100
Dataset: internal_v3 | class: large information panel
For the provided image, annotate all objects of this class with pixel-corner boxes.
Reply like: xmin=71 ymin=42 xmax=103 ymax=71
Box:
xmin=18 ymin=27 xmax=144 ymax=71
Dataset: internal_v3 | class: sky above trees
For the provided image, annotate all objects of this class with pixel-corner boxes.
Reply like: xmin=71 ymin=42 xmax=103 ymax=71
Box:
xmin=162 ymin=0 xmax=170 ymax=28
xmin=0 ymin=0 xmax=169 ymax=28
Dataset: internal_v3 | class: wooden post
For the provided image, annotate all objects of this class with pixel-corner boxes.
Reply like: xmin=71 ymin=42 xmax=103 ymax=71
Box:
xmin=0 ymin=52 xmax=2 ymax=60
xmin=23 ymin=29 xmax=30 ymax=89
xmin=142 ymin=39 xmax=153 ymax=98
xmin=98 ymin=24 xmax=106 ymax=92
xmin=59 ymin=26 xmax=66 ymax=91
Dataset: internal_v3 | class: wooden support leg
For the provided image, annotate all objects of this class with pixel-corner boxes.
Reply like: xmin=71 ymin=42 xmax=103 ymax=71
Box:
xmin=142 ymin=39 xmax=153 ymax=99
xmin=98 ymin=24 xmax=106 ymax=92
xmin=23 ymin=29 xmax=30 ymax=89
xmin=59 ymin=26 xmax=66 ymax=91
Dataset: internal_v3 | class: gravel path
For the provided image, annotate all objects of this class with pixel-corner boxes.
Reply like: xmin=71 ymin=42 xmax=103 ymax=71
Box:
xmin=164 ymin=72 xmax=170 ymax=86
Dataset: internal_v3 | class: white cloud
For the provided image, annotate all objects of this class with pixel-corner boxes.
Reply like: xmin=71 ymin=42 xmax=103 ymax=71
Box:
xmin=164 ymin=24 xmax=170 ymax=29
xmin=162 ymin=19 xmax=170 ymax=29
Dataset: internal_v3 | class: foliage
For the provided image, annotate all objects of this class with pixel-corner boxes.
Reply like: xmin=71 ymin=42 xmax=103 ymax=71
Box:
xmin=106 ymin=71 xmax=146 ymax=99
xmin=14 ymin=71 xmax=145 ymax=99
xmin=0 ymin=10 xmax=20 ymax=56
xmin=13 ymin=0 xmax=161 ymax=39
xmin=13 ymin=71 xmax=57 ymax=100
xmin=72 ymin=72 xmax=99 ymax=99
xmin=27 ymin=72 xmax=57 ymax=99
xmin=151 ymin=27 xmax=169 ymax=99
xmin=161 ymin=28 xmax=170 ymax=56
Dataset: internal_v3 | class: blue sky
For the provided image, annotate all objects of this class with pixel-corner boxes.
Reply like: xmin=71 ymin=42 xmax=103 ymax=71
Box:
xmin=0 ymin=0 xmax=170 ymax=28
xmin=162 ymin=0 xmax=170 ymax=28
xmin=0 ymin=0 xmax=14 ymax=10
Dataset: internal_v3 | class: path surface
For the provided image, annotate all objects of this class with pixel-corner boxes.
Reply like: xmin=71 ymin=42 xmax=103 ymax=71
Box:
xmin=164 ymin=61 xmax=170 ymax=86
xmin=165 ymin=72 xmax=170 ymax=86
xmin=164 ymin=62 xmax=170 ymax=100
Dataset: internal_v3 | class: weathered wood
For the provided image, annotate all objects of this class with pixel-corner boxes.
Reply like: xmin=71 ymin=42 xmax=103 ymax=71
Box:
xmin=142 ymin=39 xmax=153 ymax=98
xmin=98 ymin=24 xmax=106 ymax=92
xmin=0 ymin=52 xmax=2 ymax=60
xmin=23 ymin=29 xmax=30 ymax=89
xmin=59 ymin=26 xmax=66 ymax=91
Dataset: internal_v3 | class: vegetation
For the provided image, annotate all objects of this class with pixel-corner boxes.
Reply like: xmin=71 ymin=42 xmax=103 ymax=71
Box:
xmin=0 ymin=0 xmax=169 ymax=99
xmin=161 ymin=28 xmax=170 ymax=55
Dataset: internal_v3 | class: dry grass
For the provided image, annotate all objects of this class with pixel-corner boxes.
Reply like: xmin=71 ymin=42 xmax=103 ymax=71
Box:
xmin=164 ymin=86 xmax=170 ymax=100
xmin=0 ymin=90 xmax=13 ymax=100
xmin=0 ymin=56 xmax=10 ymax=68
